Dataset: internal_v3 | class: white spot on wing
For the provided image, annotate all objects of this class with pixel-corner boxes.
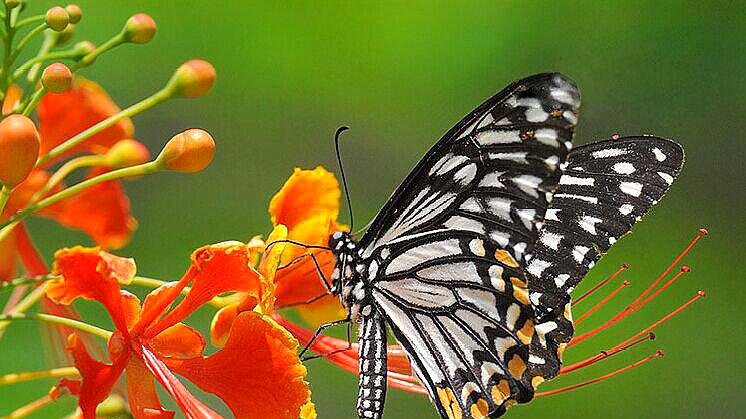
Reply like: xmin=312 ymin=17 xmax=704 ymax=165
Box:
xmin=476 ymin=130 xmax=520 ymax=145
xmin=579 ymin=215 xmax=603 ymax=235
xmin=620 ymin=181 xmax=643 ymax=197
xmin=560 ymin=175 xmax=595 ymax=186
xmin=613 ymin=162 xmax=636 ymax=174
xmin=619 ymin=203 xmax=634 ymax=215
xmin=385 ymin=239 xmax=461 ymax=274
xmin=652 ymin=147 xmax=667 ymax=161
xmin=592 ymin=148 xmax=629 ymax=159
xmin=658 ymin=171 xmax=674 ymax=184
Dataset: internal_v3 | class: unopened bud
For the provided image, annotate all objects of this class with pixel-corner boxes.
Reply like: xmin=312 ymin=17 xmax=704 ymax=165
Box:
xmin=123 ymin=13 xmax=156 ymax=44
xmin=41 ymin=63 xmax=72 ymax=93
xmin=104 ymin=139 xmax=150 ymax=169
xmin=168 ymin=60 xmax=216 ymax=97
xmin=0 ymin=115 xmax=40 ymax=187
xmin=156 ymin=129 xmax=215 ymax=173
xmin=46 ymin=6 xmax=70 ymax=32
xmin=4 ymin=1 xmax=20 ymax=9
xmin=65 ymin=4 xmax=81 ymax=24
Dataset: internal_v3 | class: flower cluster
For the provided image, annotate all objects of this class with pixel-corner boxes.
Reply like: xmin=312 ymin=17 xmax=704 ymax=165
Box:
xmin=0 ymin=2 xmax=710 ymax=419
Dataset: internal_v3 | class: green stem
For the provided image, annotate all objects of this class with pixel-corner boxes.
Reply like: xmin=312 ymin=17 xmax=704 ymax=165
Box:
xmin=8 ymin=23 xmax=48 ymax=67
xmin=26 ymin=30 xmax=56 ymax=83
xmin=12 ymin=48 xmax=81 ymax=83
xmin=30 ymin=155 xmax=104 ymax=202
xmin=0 ymin=185 xmax=10 ymax=215
xmin=0 ymin=283 xmax=47 ymax=334
xmin=0 ymin=274 xmax=57 ymax=290
xmin=14 ymin=14 xmax=44 ymax=29
xmin=20 ymin=85 xmax=44 ymax=115
xmin=74 ymin=32 xmax=125 ymax=69
xmin=0 ymin=366 xmax=79 ymax=386
xmin=37 ymin=87 xmax=173 ymax=165
xmin=0 ymin=161 xmax=160 ymax=241
xmin=0 ymin=312 xmax=113 ymax=340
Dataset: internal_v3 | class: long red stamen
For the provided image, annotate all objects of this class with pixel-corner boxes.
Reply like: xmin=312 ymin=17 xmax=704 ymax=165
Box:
xmin=537 ymin=350 xmax=664 ymax=397
xmin=608 ymin=291 xmax=705 ymax=353
xmin=569 ymin=265 xmax=690 ymax=348
xmin=573 ymin=264 xmax=629 ymax=305
xmin=574 ymin=280 xmax=630 ymax=325
xmin=622 ymin=228 xmax=707 ymax=312
xmin=559 ymin=332 xmax=654 ymax=375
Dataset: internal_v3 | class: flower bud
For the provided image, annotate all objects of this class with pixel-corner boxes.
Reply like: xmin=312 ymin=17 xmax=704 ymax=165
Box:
xmin=123 ymin=13 xmax=156 ymax=44
xmin=73 ymin=40 xmax=95 ymax=56
xmin=156 ymin=129 xmax=215 ymax=173
xmin=41 ymin=63 xmax=72 ymax=93
xmin=0 ymin=115 xmax=40 ymax=187
xmin=167 ymin=60 xmax=216 ymax=97
xmin=4 ymin=0 xmax=20 ymax=9
xmin=54 ymin=23 xmax=76 ymax=46
xmin=45 ymin=6 xmax=70 ymax=32
xmin=104 ymin=139 xmax=150 ymax=169
xmin=65 ymin=4 xmax=81 ymax=24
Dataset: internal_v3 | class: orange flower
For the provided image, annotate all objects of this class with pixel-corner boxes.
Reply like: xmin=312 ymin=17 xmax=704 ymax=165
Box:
xmin=270 ymin=167 xmax=347 ymax=326
xmin=0 ymin=79 xmax=142 ymax=280
xmin=48 ymin=241 xmax=313 ymax=419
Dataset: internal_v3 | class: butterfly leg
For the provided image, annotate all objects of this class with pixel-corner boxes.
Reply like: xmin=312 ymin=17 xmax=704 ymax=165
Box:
xmin=299 ymin=316 xmax=351 ymax=360
xmin=301 ymin=320 xmax=353 ymax=362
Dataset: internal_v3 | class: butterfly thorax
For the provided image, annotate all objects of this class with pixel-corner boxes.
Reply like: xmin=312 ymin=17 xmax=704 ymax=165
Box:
xmin=329 ymin=231 xmax=372 ymax=322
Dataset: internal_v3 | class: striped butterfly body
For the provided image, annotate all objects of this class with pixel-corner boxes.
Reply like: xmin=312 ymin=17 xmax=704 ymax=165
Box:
xmin=327 ymin=73 xmax=684 ymax=418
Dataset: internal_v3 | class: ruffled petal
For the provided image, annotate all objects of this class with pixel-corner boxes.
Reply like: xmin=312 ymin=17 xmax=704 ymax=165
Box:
xmin=2 ymin=84 xmax=22 ymax=115
xmin=125 ymin=357 xmax=175 ymax=419
xmin=258 ymin=224 xmax=287 ymax=312
xmin=269 ymin=166 xmax=340 ymax=234
xmin=142 ymin=242 xmax=262 ymax=338
xmin=37 ymin=78 xmax=134 ymax=163
xmin=66 ymin=334 xmax=128 ymax=419
xmin=149 ymin=323 xmax=205 ymax=358
xmin=48 ymin=247 xmax=136 ymax=332
xmin=40 ymin=168 xmax=137 ymax=249
xmin=167 ymin=312 xmax=311 ymax=419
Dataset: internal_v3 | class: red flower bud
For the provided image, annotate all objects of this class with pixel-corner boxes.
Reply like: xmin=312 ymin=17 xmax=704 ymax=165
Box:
xmin=156 ymin=129 xmax=215 ymax=173
xmin=65 ymin=4 xmax=82 ymax=24
xmin=0 ymin=115 xmax=40 ymax=187
xmin=123 ymin=13 xmax=156 ymax=44
xmin=46 ymin=6 xmax=70 ymax=32
xmin=169 ymin=60 xmax=216 ymax=98
xmin=104 ymin=139 xmax=150 ymax=169
xmin=41 ymin=63 xmax=73 ymax=93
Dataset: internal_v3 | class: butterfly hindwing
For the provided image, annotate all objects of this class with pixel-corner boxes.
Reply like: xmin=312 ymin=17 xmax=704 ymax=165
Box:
xmin=358 ymin=73 xmax=581 ymax=417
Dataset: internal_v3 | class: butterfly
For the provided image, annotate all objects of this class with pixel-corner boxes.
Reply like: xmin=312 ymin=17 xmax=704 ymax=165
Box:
xmin=324 ymin=73 xmax=684 ymax=418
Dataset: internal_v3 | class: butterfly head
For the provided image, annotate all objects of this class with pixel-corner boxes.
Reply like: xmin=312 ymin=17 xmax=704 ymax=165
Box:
xmin=328 ymin=230 xmax=362 ymax=299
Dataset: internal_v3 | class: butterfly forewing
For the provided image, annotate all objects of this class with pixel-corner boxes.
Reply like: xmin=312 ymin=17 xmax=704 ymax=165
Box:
xmin=358 ymin=73 xmax=581 ymax=417
xmin=525 ymin=136 xmax=685 ymax=345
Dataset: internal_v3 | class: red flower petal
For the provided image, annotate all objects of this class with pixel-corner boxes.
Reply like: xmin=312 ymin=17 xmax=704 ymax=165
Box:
xmin=40 ymin=168 xmax=137 ymax=249
xmin=48 ymin=247 xmax=136 ymax=332
xmin=167 ymin=312 xmax=311 ymax=419
xmin=66 ymin=334 xmax=128 ymax=419
xmin=149 ymin=323 xmax=205 ymax=358
xmin=138 ymin=344 xmax=223 ymax=419
xmin=0 ymin=232 xmax=16 ymax=281
xmin=37 ymin=78 xmax=134 ymax=163
xmin=142 ymin=242 xmax=261 ymax=338
xmin=125 ymin=357 xmax=175 ymax=419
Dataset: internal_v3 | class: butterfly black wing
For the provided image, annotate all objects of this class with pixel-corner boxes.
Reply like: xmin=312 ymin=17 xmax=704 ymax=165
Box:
xmin=359 ymin=73 xmax=581 ymax=418
xmin=525 ymin=136 xmax=685 ymax=346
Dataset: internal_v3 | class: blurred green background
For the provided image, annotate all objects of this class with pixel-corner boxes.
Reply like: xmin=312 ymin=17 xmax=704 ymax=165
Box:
xmin=1 ymin=1 xmax=744 ymax=418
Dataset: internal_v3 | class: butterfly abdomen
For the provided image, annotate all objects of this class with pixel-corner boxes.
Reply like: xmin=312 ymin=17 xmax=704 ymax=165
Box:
xmin=357 ymin=308 xmax=388 ymax=419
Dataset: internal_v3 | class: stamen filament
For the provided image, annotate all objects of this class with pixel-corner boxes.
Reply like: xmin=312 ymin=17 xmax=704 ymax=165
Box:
xmin=0 ymin=185 xmax=10 ymax=214
xmin=0 ymin=366 xmax=79 ymax=385
xmin=536 ymin=350 xmax=664 ymax=397
xmin=29 ymin=155 xmax=106 ymax=202
xmin=0 ymin=274 xmax=57 ymax=290
xmin=623 ymin=228 xmax=707 ymax=311
xmin=559 ymin=332 xmax=654 ymax=375
xmin=575 ymin=280 xmax=630 ymax=325
xmin=573 ymin=264 xmax=628 ymax=305
xmin=620 ymin=267 xmax=689 ymax=318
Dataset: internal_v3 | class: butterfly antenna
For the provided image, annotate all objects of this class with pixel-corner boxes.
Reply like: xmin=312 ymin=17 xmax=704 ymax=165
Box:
xmin=334 ymin=125 xmax=354 ymax=231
